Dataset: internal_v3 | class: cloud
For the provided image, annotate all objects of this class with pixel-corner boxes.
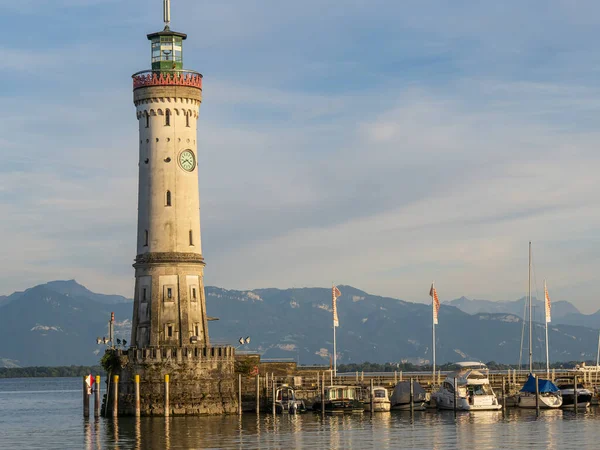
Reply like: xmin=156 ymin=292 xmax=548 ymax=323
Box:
xmin=1 ymin=1 xmax=600 ymax=315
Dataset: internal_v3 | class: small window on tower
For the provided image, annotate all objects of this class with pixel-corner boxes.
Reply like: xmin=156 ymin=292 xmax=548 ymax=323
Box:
xmin=165 ymin=109 xmax=171 ymax=126
xmin=189 ymin=230 xmax=193 ymax=246
xmin=167 ymin=288 xmax=172 ymax=299
xmin=142 ymin=288 xmax=147 ymax=302
xmin=192 ymin=287 xmax=197 ymax=300
xmin=166 ymin=191 xmax=171 ymax=206
xmin=195 ymin=324 xmax=199 ymax=336
xmin=144 ymin=230 xmax=148 ymax=247
xmin=185 ymin=111 xmax=190 ymax=127
xmin=145 ymin=111 xmax=149 ymax=128
xmin=167 ymin=325 xmax=173 ymax=338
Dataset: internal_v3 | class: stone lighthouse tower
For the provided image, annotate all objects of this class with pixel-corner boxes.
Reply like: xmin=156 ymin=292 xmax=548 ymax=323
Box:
xmin=130 ymin=0 xmax=208 ymax=349
xmin=113 ymin=1 xmax=236 ymax=416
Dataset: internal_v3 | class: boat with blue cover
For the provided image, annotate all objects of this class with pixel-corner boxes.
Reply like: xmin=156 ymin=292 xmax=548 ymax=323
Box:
xmin=518 ymin=374 xmax=562 ymax=409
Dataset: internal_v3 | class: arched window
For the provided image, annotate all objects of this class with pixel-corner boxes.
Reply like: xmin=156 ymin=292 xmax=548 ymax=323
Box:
xmin=144 ymin=230 xmax=149 ymax=246
xmin=185 ymin=111 xmax=190 ymax=127
xmin=165 ymin=109 xmax=171 ymax=126
xmin=144 ymin=111 xmax=149 ymax=128
xmin=166 ymin=191 xmax=172 ymax=206
xmin=189 ymin=230 xmax=194 ymax=246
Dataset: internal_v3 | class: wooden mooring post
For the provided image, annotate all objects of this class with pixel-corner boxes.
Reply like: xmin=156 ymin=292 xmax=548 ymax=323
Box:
xmin=501 ymin=376 xmax=506 ymax=412
xmin=255 ymin=373 xmax=260 ymax=414
xmin=574 ymin=375 xmax=578 ymax=414
xmin=453 ymin=377 xmax=457 ymax=412
xmin=535 ymin=375 xmax=540 ymax=415
xmin=272 ymin=380 xmax=276 ymax=415
xmin=409 ymin=377 xmax=414 ymax=413
xmin=321 ymin=372 xmax=325 ymax=415
xmin=83 ymin=376 xmax=90 ymax=418
xmin=134 ymin=375 xmax=140 ymax=417
xmin=238 ymin=374 xmax=242 ymax=415
xmin=370 ymin=379 xmax=374 ymax=415
xmin=94 ymin=375 xmax=101 ymax=418
xmin=112 ymin=375 xmax=119 ymax=418
xmin=164 ymin=375 xmax=170 ymax=418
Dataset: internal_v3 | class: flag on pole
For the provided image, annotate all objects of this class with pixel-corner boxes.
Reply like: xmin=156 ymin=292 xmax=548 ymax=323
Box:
xmin=545 ymin=281 xmax=551 ymax=323
xmin=332 ymin=285 xmax=342 ymax=327
xmin=429 ymin=283 xmax=440 ymax=325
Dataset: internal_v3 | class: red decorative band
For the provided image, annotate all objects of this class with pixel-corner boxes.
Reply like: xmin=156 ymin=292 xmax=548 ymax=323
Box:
xmin=133 ymin=71 xmax=203 ymax=90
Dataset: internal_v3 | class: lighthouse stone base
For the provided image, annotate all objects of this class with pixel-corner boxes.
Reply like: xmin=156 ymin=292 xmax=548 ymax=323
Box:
xmin=114 ymin=346 xmax=238 ymax=416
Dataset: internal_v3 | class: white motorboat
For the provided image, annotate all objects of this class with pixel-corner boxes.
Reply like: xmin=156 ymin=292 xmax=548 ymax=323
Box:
xmin=555 ymin=378 xmax=591 ymax=409
xmin=517 ymin=374 xmax=562 ymax=409
xmin=390 ymin=381 xmax=427 ymax=410
xmin=274 ymin=384 xmax=306 ymax=414
xmin=363 ymin=386 xmax=391 ymax=412
xmin=432 ymin=362 xmax=502 ymax=411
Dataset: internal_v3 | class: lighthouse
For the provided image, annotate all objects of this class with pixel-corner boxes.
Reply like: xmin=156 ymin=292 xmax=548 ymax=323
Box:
xmin=130 ymin=0 xmax=209 ymax=350
xmin=109 ymin=2 xmax=237 ymax=416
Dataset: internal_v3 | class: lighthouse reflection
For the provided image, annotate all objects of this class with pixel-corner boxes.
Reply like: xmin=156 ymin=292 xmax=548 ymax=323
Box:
xmin=87 ymin=408 xmax=600 ymax=449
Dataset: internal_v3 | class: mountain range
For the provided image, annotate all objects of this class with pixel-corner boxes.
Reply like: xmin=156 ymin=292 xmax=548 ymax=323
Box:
xmin=0 ymin=280 xmax=599 ymax=368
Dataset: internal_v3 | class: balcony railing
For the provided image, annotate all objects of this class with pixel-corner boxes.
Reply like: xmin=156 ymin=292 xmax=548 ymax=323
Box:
xmin=132 ymin=69 xmax=203 ymax=90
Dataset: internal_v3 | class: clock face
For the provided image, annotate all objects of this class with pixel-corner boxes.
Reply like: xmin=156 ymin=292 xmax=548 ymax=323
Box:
xmin=179 ymin=150 xmax=196 ymax=172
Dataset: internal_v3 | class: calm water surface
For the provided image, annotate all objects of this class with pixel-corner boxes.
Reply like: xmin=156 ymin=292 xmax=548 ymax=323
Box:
xmin=1 ymin=377 xmax=599 ymax=449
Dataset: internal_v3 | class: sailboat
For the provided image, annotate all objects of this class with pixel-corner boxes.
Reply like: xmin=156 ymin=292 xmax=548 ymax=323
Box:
xmin=517 ymin=242 xmax=562 ymax=409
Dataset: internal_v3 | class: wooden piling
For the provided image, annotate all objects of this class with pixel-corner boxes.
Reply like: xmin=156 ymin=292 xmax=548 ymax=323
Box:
xmin=321 ymin=372 xmax=325 ymax=415
xmin=83 ymin=376 xmax=90 ymax=418
xmin=370 ymin=379 xmax=374 ymax=414
xmin=256 ymin=373 xmax=260 ymax=414
xmin=394 ymin=371 xmax=398 ymax=384
xmin=238 ymin=374 xmax=242 ymax=415
xmin=164 ymin=374 xmax=170 ymax=418
xmin=94 ymin=375 xmax=101 ymax=418
xmin=400 ymin=371 xmax=403 ymax=382
xmin=112 ymin=375 xmax=119 ymax=418
xmin=502 ymin=376 xmax=506 ymax=412
xmin=272 ymin=380 xmax=276 ymax=415
xmin=535 ymin=375 xmax=539 ymax=414
xmin=453 ymin=377 xmax=457 ymax=412
xmin=134 ymin=375 xmax=140 ymax=417
xmin=574 ymin=375 xmax=578 ymax=413
xmin=410 ymin=377 xmax=414 ymax=413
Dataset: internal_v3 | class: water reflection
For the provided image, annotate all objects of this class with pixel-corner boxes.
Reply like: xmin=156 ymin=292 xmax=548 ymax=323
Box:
xmin=77 ymin=408 xmax=600 ymax=450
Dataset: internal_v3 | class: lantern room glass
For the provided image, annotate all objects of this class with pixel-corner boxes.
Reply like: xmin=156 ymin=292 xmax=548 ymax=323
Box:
xmin=150 ymin=36 xmax=183 ymax=70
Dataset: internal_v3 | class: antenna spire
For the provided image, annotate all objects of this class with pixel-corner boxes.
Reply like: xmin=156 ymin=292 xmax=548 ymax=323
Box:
xmin=163 ymin=0 xmax=171 ymax=28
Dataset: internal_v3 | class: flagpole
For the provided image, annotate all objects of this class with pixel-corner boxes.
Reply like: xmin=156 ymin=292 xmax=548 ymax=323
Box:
xmin=432 ymin=282 xmax=436 ymax=386
xmin=333 ymin=316 xmax=337 ymax=377
xmin=545 ymin=280 xmax=550 ymax=379
xmin=333 ymin=283 xmax=337 ymax=377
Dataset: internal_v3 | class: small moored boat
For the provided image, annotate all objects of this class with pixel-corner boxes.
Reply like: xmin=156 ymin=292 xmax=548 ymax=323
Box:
xmin=363 ymin=386 xmax=391 ymax=412
xmin=390 ymin=381 xmax=427 ymax=410
xmin=312 ymin=386 xmax=364 ymax=413
xmin=555 ymin=378 xmax=591 ymax=410
xmin=274 ymin=384 xmax=306 ymax=414
xmin=517 ymin=374 xmax=562 ymax=409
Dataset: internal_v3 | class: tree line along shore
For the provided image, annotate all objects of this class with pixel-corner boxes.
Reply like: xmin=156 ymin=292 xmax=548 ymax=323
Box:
xmin=0 ymin=360 xmax=594 ymax=379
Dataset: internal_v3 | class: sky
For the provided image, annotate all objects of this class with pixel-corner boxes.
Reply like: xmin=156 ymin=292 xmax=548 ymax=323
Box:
xmin=1 ymin=0 xmax=600 ymax=312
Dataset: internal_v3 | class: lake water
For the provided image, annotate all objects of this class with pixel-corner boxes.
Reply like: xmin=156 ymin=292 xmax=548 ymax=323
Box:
xmin=1 ymin=377 xmax=599 ymax=449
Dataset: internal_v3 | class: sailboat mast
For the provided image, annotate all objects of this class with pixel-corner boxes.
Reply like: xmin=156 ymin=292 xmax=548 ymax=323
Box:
xmin=432 ymin=286 xmax=436 ymax=385
xmin=545 ymin=280 xmax=550 ymax=379
xmin=528 ymin=241 xmax=533 ymax=373
xmin=596 ymin=331 xmax=600 ymax=370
